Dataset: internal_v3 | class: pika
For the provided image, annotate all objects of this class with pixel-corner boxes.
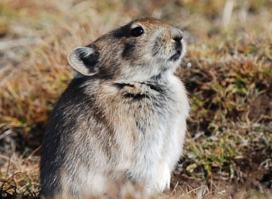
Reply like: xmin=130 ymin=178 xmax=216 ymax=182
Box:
xmin=40 ymin=17 xmax=189 ymax=198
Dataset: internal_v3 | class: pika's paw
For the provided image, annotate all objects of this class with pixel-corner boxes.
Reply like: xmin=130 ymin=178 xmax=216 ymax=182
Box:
xmin=155 ymin=161 xmax=171 ymax=192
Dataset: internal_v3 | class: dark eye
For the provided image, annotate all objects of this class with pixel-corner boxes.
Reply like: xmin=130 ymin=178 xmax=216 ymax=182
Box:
xmin=131 ymin=26 xmax=144 ymax=37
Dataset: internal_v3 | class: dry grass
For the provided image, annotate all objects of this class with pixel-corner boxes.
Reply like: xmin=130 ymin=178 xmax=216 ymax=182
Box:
xmin=0 ymin=0 xmax=272 ymax=198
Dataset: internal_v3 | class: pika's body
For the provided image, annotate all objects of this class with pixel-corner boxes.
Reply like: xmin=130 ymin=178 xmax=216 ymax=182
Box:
xmin=40 ymin=18 xmax=189 ymax=198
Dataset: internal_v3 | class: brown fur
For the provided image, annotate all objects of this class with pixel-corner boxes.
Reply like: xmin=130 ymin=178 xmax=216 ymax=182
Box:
xmin=40 ymin=18 xmax=189 ymax=198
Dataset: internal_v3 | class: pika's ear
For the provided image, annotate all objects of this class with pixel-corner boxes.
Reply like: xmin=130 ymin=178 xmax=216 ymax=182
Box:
xmin=67 ymin=47 xmax=99 ymax=76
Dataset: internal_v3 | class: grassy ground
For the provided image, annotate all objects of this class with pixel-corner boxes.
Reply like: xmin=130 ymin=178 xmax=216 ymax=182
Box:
xmin=0 ymin=0 xmax=272 ymax=198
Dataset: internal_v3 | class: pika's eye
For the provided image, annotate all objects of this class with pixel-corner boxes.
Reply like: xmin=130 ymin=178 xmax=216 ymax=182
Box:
xmin=131 ymin=26 xmax=144 ymax=37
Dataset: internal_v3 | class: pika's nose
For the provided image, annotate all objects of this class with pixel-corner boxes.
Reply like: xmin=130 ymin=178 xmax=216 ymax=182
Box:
xmin=173 ymin=34 xmax=183 ymax=51
xmin=173 ymin=35 xmax=183 ymax=42
xmin=171 ymin=27 xmax=183 ymax=42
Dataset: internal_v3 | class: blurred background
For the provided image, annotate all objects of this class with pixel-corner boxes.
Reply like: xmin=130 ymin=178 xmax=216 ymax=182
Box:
xmin=0 ymin=0 xmax=272 ymax=198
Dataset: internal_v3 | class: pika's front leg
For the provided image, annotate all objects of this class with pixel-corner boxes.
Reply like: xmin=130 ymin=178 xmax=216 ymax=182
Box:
xmin=154 ymin=160 xmax=171 ymax=192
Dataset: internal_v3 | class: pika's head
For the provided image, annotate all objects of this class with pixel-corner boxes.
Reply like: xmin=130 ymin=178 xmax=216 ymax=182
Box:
xmin=68 ymin=18 xmax=185 ymax=81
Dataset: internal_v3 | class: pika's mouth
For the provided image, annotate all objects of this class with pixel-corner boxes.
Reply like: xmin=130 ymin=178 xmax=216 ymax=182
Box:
xmin=169 ymin=41 xmax=183 ymax=62
xmin=169 ymin=49 xmax=181 ymax=62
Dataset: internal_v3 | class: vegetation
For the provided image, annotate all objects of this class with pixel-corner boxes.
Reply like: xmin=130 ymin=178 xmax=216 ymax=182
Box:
xmin=0 ymin=0 xmax=271 ymax=198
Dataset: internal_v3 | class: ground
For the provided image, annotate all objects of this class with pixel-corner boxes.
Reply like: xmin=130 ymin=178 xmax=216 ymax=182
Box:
xmin=0 ymin=0 xmax=272 ymax=198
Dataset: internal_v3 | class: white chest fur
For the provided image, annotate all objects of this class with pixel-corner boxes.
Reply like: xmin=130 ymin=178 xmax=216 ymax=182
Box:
xmin=97 ymin=73 xmax=189 ymax=192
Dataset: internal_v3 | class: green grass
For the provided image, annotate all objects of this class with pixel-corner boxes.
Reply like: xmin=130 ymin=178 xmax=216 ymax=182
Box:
xmin=0 ymin=0 xmax=272 ymax=198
